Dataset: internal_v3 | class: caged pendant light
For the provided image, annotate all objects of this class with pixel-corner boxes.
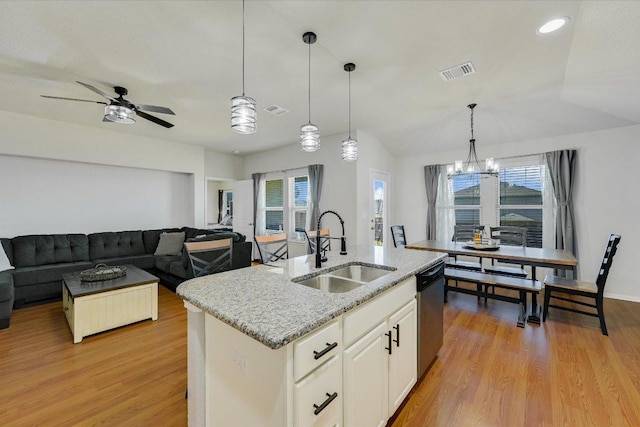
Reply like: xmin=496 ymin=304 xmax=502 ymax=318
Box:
xmin=231 ymin=0 xmax=257 ymax=134
xmin=341 ymin=63 xmax=357 ymax=161
xmin=447 ymin=103 xmax=498 ymax=178
xmin=300 ymin=32 xmax=320 ymax=152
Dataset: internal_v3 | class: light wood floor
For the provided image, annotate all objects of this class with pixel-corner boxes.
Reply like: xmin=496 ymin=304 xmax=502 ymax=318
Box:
xmin=1 ymin=286 xmax=639 ymax=426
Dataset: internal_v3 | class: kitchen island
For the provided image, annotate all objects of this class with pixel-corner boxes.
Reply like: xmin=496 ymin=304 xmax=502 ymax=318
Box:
xmin=177 ymin=244 xmax=445 ymax=427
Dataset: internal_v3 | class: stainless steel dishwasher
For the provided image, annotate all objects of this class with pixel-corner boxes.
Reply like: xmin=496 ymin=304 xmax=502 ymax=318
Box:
xmin=416 ymin=260 xmax=444 ymax=379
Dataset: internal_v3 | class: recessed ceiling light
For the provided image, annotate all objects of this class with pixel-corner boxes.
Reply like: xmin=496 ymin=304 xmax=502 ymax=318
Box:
xmin=538 ymin=17 xmax=569 ymax=34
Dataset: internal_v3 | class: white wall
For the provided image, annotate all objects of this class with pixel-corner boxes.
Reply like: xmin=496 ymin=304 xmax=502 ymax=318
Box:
xmin=242 ymin=132 xmax=358 ymax=245
xmin=0 ymin=110 xmax=207 ymax=233
xmin=394 ymin=124 xmax=640 ymax=301
xmin=204 ymin=150 xmax=244 ymax=180
xmin=0 ymin=156 xmax=192 ymax=236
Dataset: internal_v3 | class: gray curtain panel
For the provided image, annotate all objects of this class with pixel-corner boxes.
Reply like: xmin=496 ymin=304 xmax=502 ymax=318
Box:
xmin=251 ymin=173 xmax=264 ymax=235
xmin=217 ymin=190 xmax=223 ymax=223
xmin=545 ymin=149 xmax=577 ymax=277
xmin=308 ymin=164 xmax=324 ymax=231
xmin=424 ymin=165 xmax=440 ymax=240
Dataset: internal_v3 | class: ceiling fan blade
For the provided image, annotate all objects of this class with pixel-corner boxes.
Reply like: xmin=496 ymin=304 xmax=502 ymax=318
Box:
xmin=136 ymin=110 xmax=174 ymax=128
xmin=76 ymin=81 xmax=117 ymax=102
xmin=41 ymin=95 xmax=107 ymax=105
xmin=135 ymin=104 xmax=175 ymax=115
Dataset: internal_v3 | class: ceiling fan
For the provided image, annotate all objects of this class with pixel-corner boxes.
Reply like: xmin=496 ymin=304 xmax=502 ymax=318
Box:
xmin=41 ymin=81 xmax=175 ymax=128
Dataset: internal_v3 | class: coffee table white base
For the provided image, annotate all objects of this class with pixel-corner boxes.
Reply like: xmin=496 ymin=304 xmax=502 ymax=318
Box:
xmin=63 ymin=281 xmax=158 ymax=343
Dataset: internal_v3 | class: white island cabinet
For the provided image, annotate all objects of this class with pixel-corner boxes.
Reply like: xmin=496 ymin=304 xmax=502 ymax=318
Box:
xmin=185 ymin=276 xmax=416 ymax=427
xmin=177 ymin=245 xmax=446 ymax=427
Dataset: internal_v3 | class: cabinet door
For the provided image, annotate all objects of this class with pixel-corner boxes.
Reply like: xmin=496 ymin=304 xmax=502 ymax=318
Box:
xmin=387 ymin=299 xmax=417 ymax=415
xmin=343 ymin=321 xmax=388 ymax=427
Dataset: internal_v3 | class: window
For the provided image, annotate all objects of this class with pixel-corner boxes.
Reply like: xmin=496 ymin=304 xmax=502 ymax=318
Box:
xmin=262 ymin=170 xmax=310 ymax=239
xmin=497 ymin=165 xmax=545 ymax=248
xmin=437 ymin=155 xmax=551 ymax=247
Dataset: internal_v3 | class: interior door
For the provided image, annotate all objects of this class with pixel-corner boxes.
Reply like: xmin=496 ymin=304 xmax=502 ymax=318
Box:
xmin=370 ymin=170 xmax=390 ymax=246
xmin=233 ymin=180 xmax=254 ymax=254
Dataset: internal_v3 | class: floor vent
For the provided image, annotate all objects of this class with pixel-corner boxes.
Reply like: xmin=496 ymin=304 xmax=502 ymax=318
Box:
xmin=439 ymin=62 xmax=476 ymax=82
xmin=264 ymin=105 xmax=289 ymax=116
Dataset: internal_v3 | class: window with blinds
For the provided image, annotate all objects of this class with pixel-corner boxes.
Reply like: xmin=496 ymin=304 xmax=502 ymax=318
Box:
xmin=263 ymin=174 xmax=310 ymax=238
xmin=497 ymin=165 xmax=545 ymax=248
xmin=452 ymin=173 xmax=481 ymax=226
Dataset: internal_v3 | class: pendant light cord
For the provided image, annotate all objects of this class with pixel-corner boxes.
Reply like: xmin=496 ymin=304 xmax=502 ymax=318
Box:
xmin=308 ymin=40 xmax=311 ymax=123
xmin=242 ymin=0 xmax=246 ymax=96
xmin=348 ymin=71 xmax=352 ymax=138
xmin=470 ymin=105 xmax=474 ymax=140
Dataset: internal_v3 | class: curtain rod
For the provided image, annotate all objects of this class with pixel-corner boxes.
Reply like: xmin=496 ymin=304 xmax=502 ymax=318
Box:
xmin=258 ymin=164 xmax=320 ymax=175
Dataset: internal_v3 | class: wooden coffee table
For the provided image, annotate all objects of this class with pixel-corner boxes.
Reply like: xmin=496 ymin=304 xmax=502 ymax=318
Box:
xmin=62 ymin=265 xmax=159 ymax=343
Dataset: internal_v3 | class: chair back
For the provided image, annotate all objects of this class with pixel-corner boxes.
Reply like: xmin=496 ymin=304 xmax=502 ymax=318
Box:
xmin=490 ymin=226 xmax=527 ymax=246
xmin=254 ymin=233 xmax=288 ymax=264
xmin=184 ymin=238 xmax=233 ymax=278
xmin=452 ymin=225 xmax=484 ymax=242
xmin=595 ymin=234 xmax=622 ymax=292
xmin=390 ymin=225 xmax=406 ymax=247
xmin=303 ymin=229 xmax=331 ymax=254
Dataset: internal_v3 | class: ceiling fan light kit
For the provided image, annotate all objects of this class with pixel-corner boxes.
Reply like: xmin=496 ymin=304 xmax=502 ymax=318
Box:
xmin=447 ymin=103 xmax=499 ymax=179
xmin=300 ymin=31 xmax=320 ymax=152
xmin=231 ymin=0 xmax=257 ymax=135
xmin=341 ymin=62 xmax=358 ymax=162
xmin=104 ymin=104 xmax=135 ymax=124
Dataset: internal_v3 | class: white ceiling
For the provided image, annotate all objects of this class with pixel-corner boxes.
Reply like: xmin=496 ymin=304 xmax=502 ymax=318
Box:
xmin=1 ymin=1 xmax=638 ymax=157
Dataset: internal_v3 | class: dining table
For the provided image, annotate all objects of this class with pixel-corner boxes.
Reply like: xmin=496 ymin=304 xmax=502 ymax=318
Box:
xmin=405 ymin=239 xmax=578 ymax=323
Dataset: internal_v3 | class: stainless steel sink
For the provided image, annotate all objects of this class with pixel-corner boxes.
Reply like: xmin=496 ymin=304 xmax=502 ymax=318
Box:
xmin=294 ymin=275 xmax=365 ymax=293
xmin=292 ymin=263 xmax=396 ymax=293
xmin=328 ymin=265 xmax=392 ymax=282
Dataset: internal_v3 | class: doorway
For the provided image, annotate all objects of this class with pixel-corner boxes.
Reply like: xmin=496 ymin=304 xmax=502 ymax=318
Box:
xmin=205 ymin=178 xmax=235 ymax=229
xmin=370 ymin=170 xmax=390 ymax=246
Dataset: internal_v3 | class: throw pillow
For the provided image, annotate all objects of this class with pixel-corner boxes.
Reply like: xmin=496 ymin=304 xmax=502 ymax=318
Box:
xmin=154 ymin=232 xmax=186 ymax=256
xmin=0 ymin=245 xmax=13 ymax=273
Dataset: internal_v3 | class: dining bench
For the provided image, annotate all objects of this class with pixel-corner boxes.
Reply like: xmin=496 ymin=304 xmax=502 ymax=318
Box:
xmin=444 ymin=268 xmax=542 ymax=327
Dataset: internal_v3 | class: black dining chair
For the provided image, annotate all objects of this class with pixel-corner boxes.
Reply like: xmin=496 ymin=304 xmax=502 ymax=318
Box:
xmin=390 ymin=225 xmax=406 ymax=248
xmin=446 ymin=225 xmax=485 ymax=271
xmin=484 ymin=226 xmax=528 ymax=278
xmin=543 ymin=234 xmax=621 ymax=336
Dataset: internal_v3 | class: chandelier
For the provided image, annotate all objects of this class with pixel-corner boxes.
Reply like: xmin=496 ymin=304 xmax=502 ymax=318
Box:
xmin=447 ymin=103 xmax=498 ymax=178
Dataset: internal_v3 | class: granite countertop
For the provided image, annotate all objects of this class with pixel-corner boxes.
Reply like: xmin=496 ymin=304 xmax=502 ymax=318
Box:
xmin=177 ymin=244 xmax=445 ymax=349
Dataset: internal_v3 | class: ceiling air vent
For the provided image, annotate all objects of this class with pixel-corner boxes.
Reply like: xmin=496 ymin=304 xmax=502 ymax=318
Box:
xmin=264 ymin=105 xmax=289 ymax=116
xmin=439 ymin=62 xmax=476 ymax=82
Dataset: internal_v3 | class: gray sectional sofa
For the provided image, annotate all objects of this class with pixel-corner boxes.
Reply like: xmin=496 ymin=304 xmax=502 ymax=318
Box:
xmin=0 ymin=227 xmax=251 ymax=328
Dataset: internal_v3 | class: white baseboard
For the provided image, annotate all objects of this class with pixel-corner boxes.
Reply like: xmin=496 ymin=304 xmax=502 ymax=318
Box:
xmin=604 ymin=293 xmax=640 ymax=303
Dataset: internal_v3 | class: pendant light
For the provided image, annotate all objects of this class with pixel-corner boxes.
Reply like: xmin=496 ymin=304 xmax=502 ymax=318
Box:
xmin=300 ymin=31 xmax=320 ymax=152
xmin=447 ymin=103 xmax=499 ymax=178
xmin=231 ymin=0 xmax=256 ymax=134
xmin=341 ymin=63 xmax=357 ymax=161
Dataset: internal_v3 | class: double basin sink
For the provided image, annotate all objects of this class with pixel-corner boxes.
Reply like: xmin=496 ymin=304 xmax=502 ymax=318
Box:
xmin=292 ymin=263 xmax=396 ymax=293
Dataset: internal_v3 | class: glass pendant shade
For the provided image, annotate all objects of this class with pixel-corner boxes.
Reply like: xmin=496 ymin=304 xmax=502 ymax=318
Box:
xmin=104 ymin=105 xmax=135 ymax=124
xmin=300 ymin=122 xmax=320 ymax=152
xmin=231 ymin=95 xmax=257 ymax=134
xmin=341 ymin=137 xmax=358 ymax=161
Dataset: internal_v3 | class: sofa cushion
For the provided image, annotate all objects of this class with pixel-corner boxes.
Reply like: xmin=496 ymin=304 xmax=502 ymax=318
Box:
xmin=89 ymin=231 xmax=145 ymax=260
xmin=142 ymin=228 xmax=182 ymax=254
xmin=155 ymin=232 xmax=185 ymax=256
xmin=1 ymin=243 xmax=13 ymax=273
xmin=155 ymin=255 xmax=181 ymax=273
xmin=0 ymin=271 xmax=13 ymax=302
xmin=92 ymin=254 xmax=156 ymax=270
xmin=1 ymin=238 xmax=13 ymax=266
xmin=169 ymin=260 xmax=188 ymax=280
xmin=12 ymin=261 xmax=94 ymax=287
xmin=12 ymin=234 xmax=90 ymax=268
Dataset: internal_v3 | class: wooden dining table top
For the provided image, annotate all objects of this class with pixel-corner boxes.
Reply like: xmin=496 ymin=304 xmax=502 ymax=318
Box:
xmin=405 ymin=240 xmax=578 ymax=268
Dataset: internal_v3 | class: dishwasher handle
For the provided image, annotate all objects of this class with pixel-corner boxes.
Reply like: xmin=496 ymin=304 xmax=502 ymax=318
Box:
xmin=417 ymin=261 xmax=444 ymax=289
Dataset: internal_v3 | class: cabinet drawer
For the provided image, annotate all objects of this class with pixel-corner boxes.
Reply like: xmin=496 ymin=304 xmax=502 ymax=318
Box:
xmin=294 ymin=355 xmax=342 ymax=427
xmin=343 ymin=276 xmax=415 ymax=347
xmin=294 ymin=319 xmax=342 ymax=381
